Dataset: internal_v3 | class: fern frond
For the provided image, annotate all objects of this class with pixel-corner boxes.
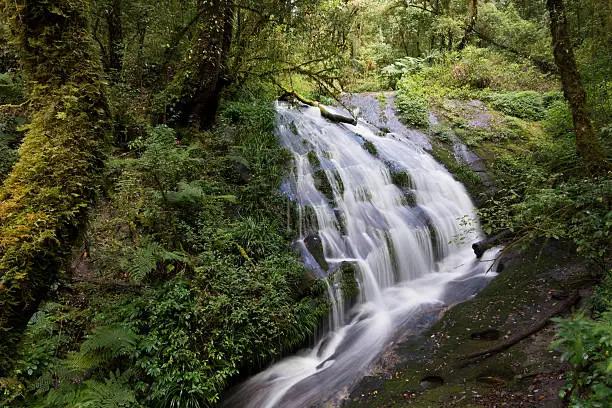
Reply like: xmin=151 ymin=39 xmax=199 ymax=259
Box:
xmin=122 ymin=241 xmax=192 ymax=281
xmin=122 ymin=242 xmax=161 ymax=282
xmin=80 ymin=372 xmax=137 ymax=408
xmin=66 ymin=326 xmax=138 ymax=372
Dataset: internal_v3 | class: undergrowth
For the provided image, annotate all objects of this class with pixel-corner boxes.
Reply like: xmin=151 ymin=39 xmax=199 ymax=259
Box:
xmin=1 ymin=98 xmax=327 ymax=407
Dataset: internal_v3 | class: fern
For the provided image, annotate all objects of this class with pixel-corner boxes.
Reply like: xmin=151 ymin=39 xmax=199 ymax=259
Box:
xmin=122 ymin=241 xmax=191 ymax=282
xmin=66 ymin=326 xmax=138 ymax=372
xmin=79 ymin=371 xmax=138 ymax=408
xmin=122 ymin=242 xmax=160 ymax=282
xmin=40 ymin=370 xmax=137 ymax=408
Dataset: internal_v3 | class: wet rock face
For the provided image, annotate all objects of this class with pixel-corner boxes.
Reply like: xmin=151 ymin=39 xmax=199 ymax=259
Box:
xmin=313 ymin=169 xmax=334 ymax=201
xmin=337 ymin=261 xmax=360 ymax=308
xmin=304 ymin=233 xmax=328 ymax=271
xmin=420 ymin=375 xmax=444 ymax=390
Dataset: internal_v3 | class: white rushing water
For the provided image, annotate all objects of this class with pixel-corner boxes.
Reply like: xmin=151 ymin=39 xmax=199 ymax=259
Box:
xmin=225 ymin=102 xmax=500 ymax=408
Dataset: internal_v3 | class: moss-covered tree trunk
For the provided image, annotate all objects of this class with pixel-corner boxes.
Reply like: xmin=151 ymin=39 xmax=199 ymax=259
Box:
xmin=165 ymin=0 xmax=233 ymax=130
xmin=457 ymin=0 xmax=478 ymax=51
xmin=546 ymin=0 xmax=608 ymax=173
xmin=0 ymin=0 xmax=110 ymax=373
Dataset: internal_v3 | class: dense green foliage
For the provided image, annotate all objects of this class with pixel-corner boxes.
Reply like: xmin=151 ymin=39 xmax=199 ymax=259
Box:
xmin=551 ymin=311 xmax=612 ymax=406
xmin=1 ymin=100 xmax=327 ymax=406
xmin=0 ymin=0 xmax=609 ymax=405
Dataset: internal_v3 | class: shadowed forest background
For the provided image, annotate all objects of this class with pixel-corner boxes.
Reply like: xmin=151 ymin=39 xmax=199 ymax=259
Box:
xmin=0 ymin=0 xmax=610 ymax=406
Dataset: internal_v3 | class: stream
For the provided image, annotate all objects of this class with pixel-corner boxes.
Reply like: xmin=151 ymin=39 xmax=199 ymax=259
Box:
xmin=224 ymin=98 xmax=500 ymax=407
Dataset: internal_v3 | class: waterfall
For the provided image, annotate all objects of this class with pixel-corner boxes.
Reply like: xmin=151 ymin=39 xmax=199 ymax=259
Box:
xmin=224 ymin=101 xmax=500 ymax=408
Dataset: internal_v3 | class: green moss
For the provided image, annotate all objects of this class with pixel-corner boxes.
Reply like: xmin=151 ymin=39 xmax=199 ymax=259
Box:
xmin=430 ymin=125 xmax=454 ymax=144
xmin=486 ymin=91 xmax=546 ymax=121
xmin=332 ymin=170 xmax=345 ymax=197
xmin=348 ymin=243 xmax=588 ymax=408
xmin=0 ymin=0 xmax=110 ymax=371
xmin=289 ymin=121 xmax=299 ymax=135
xmin=328 ymin=262 xmax=360 ymax=306
xmin=390 ymin=170 xmax=413 ymax=189
xmin=340 ymin=263 xmax=360 ymax=302
xmin=302 ymin=205 xmax=320 ymax=233
xmin=313 ymin=169 xmax=334 ymax=201
xmin=428 ymin=143 xmax=485 ymax=197
xmin=363 ymin=140 xmax=377 ymax=155
xmin=399 ymin=193 xmax=417 ymax=207
xmin=307 ymin=150 xmax=321 ymax=168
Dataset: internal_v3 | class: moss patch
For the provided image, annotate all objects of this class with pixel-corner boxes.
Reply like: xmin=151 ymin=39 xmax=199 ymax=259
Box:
xmin=390 ymin=170 xmax=413 ymax=190
xmin=313 ymin=169 xmax=334 ymax=201
xmin=363 ymin=140 xmax=377 ymax=156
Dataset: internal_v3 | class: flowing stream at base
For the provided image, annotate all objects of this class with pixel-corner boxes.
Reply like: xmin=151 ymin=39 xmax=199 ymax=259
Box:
xmin=225 ymin=101 xmax=500 ymax=408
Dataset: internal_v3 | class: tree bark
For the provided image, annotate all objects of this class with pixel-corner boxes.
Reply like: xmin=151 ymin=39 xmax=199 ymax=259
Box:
xmin=165 ymin=0 xmax=234 ymax=130
xmin=546 ymin=0 xmax=608 ymax=173
xmin=457 ymin=0 xmax=478 ymax=51
xmin=107 ymin=0 xmax=123 ymax=73
xmin=0 ymin=0 xmax=110 ymax=373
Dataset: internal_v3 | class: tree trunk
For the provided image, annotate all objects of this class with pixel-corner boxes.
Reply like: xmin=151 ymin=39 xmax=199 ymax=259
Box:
xmin=546 ymin=0 xmax=608 ymax=173
xmin=135 ymin=20 xmax=147 ymax=86
xmin=165 ymin=0 xmax=233 ymax=130
xmin=0 ymin=0 xmax=110 ymax=373
xmin=107 ymin=0 xmax=123 ymax=73
xmin=457 ymin=0 xmax=478 ymax=51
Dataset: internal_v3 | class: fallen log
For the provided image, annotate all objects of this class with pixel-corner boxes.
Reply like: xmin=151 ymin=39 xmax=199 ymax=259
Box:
xmin=472 ymin=229 xmax=512 ymax=258
xmin=458 ymin=291 xmax=580 ymax=361
xmin=280 ymin=89 xmax=357 ymax=125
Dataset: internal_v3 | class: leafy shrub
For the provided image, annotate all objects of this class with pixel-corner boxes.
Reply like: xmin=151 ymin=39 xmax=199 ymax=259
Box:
xmin=480 ymin=176 xmax=610 ymax=264
xmin=395 ymin=76 xmax=429 ymax=128
xmin=224 ymin=216 xmax=288 ymax=261
xmin=551 ymin=311 xmax=612 ymax=406
xmin=129 ymin=125 xmax=200 ymax=195
xmin=487 ymin=91 xmax=546 ymax=120
xmin=4 ymin=96 xmax=329 ymax=407
xmin=451 ymin=49 xmax=493 ymax=89
xmin=543 ymin=100 xmax=574 ymax=138
xmin=220 ymin=100 xmax=275 ymax=133
xmin=430 ymin=125 xmax=454 ymax=144
xmin=444 ymin=46 xmax=556 ymax=92
xmin=592 ymin=273 xmax=612 ymax=316
xmin=0 ymin=72 xmax=25 ymax=104
xmin=381 ymin=56 xmax=425 ymax=88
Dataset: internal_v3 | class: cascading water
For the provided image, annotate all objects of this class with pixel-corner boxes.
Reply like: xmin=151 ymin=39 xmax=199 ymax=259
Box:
xmin=225 ymin=100 xmax=500 ymax=408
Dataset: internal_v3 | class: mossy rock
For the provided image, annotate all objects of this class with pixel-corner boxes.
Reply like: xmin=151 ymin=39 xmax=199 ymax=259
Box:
xmin=340 ymin=262 xmax=360 ymax=304
xmin=313 ymin=169 xmax=334 ymax=201
xmin=390 ymin=170 xmax=413 ymax=190
xmin=328 ymin=261 xmax=360 ymax=308
xmin=399 ymin=191 xmax=417 ymax=207
xmin=304 ymin=233 xmax=328 ymax=271
xmin=307 ymin=150 xmax=320 ymax=168
xmin=289 ymin=121 xmax=299 ymax=135
xmin=363 ymin=140 xmax=377 ymax=156
xmin=302 ymin=205 xmax=320 ymax=234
